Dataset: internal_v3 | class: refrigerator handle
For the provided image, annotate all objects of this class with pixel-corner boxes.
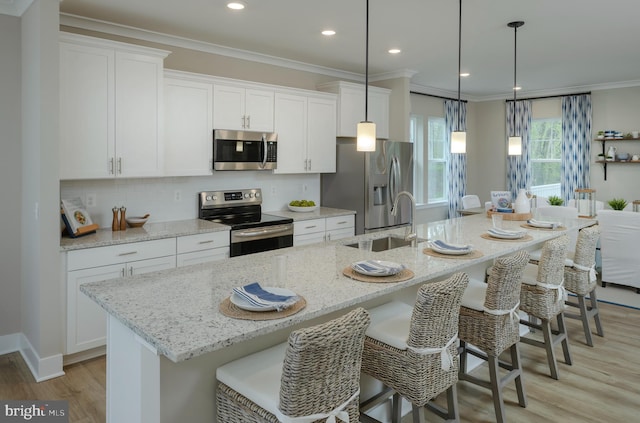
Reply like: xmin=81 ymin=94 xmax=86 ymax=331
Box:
xmin=389 ymin=156 xmax=399 ymax=204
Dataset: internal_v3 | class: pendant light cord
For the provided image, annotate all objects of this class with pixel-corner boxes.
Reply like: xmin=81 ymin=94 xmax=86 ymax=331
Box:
xmin=457 ymin=0 xmax=462 ymax=132
xmin=365 ymin=0 xmax=369 ymax=122
xmin=508 ymin=21 xmax=524 ymax=136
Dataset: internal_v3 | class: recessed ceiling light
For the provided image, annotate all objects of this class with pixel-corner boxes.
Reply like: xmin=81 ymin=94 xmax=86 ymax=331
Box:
xmin=227 ymin=2 xmax=245 ymax=10
xmin=322 ymin=30 xmax=336 ymax=36
xmin=460 ymin=72 xmax=470 ymax=77
xmin=388 ymin=48 xmax=401 ymax=54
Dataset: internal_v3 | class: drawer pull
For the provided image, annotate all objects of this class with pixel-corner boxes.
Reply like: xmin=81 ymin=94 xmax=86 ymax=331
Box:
xmin=335 ymin=221 xmax=348 ymax=225
xmin=305 ymin=225 xmax=317 ymax=229
xmin=198 ymin=240 xmax=214 ymax=244
xmin=118 ymin=251 xmax=138 ymax=256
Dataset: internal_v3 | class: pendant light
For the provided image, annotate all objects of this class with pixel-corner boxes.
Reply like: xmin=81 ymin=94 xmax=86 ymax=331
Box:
xmin=507 ymin=20 xmax=524 ymax=156
xmin=451 ymin=0 xmax=466 ymax=154
xmin=357 ymin=0 xmax=376 ymax=152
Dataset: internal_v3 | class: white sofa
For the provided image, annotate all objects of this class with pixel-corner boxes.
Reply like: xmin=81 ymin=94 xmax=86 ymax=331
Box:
xmin=597 ymin=210 xmax=640 ymax=293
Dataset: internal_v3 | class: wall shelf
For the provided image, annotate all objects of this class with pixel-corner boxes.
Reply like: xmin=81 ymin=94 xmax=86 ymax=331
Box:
xmin=595 ymin=138 xmax=640 ymax=180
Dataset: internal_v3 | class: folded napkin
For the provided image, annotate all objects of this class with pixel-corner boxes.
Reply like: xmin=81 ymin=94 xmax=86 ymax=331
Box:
xmin=487 ymin=228 xmax=527 ymax=237
xmin=352 ymin=260 xmax=404 ymax=275
xmin=232 ymin=282 xmax=299 ymax=311
xmin=431 ymin=239 xmax=472 ymax=251
xmin=527 ymin=218 xmax=561 ymax=229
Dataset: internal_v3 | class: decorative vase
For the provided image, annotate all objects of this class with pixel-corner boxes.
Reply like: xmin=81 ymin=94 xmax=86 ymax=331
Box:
xmin=514 ymin=189 xmax=531 ymax=214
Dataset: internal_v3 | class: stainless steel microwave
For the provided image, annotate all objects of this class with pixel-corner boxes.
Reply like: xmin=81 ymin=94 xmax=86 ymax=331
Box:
xmin=213 ymin=129 xmax=277 ymax=171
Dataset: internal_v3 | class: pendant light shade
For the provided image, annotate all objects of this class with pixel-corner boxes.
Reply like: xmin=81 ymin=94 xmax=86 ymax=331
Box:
xmin=357 ymin=121 xmax=376 ymax=151
xmin=451 ymin=0 xmax=466 ymax=153
xmin=507 ymin=20 xmax=524 ymax=156
xmin=357 ymin=0 xmax=376 ymax=151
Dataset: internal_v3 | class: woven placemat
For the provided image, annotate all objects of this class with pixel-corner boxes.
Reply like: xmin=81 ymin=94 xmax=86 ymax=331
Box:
xmin=520 ymin=224 xmax=566 ymax=231
xmin=423 ymin=248 xmax=484 ymax=259
xmin=342 ymin=267 xmax=415 ymax=283
xmin=480 ymin=233 xmax=534 ymax=242
xmin=219 ymin=296 xmax=307 ymax=321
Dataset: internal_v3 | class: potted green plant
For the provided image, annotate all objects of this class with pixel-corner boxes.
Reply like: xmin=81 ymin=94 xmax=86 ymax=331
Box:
xmin=597 ymin=130 xmax=605 ymax=139
xmin=607 ymin=198 xmax=628 ymax=210
xmin=547 ymin=195 xmax=564 ymax=206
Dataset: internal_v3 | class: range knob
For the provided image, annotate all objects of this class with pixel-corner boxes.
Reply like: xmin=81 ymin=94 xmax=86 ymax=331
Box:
xmin=255 ymin=192 xmax=261 ymax=198
xmin=244 ymin=193 xmax=250 ymax=199
xmin=206 ymin=195 xmax=212 ymax=201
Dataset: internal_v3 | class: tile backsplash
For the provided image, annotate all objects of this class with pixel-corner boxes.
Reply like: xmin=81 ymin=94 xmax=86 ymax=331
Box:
xmin=60 ymin=173 xmax=321 ymax=229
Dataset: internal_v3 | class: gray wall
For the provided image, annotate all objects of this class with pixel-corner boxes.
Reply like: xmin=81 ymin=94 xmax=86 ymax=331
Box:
xmin=0 ymin=14 xmax=22 ymax=339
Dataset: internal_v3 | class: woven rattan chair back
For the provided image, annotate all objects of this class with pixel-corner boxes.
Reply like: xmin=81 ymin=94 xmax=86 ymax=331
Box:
xmin=278 ymin=307 xmax=370 ymax=420
xmin=572 ymin=225 xmax=600 ymax=269
xmin=535 ymin=234 xmax=569 ymax=286
xmin=407 ymin=273 xmax=469 ymax=351
xmin=484 ymin=250 xmax=530 ymax=315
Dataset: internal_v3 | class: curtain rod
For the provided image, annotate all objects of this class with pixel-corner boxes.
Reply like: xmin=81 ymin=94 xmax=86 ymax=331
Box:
xmin=505 ymin=91 xmax=591 ymax=102
xmin=410 ymin=91 xmax=468 ymax=103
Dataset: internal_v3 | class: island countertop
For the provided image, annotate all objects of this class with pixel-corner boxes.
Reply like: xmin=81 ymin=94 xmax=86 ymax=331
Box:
xmin=80 ymin=214 xmax=595 ymax=363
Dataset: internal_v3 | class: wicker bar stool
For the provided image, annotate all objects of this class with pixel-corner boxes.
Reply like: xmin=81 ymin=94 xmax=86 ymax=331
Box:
xmin=458 ymin=250 xmax=529 ymax=423
xmin=216 ymin=307 xmax=370 ymax=423
xmin=519 ymin=234 xmax=572 ymax=380
xmin=359 ymin=273 xmax=469 ymax=423
xmin=564 ymin=225 xmax=603 ymax=346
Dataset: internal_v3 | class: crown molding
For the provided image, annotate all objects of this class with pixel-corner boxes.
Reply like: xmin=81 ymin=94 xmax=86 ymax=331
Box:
xmin=0 ymin=0 xmax=33 ymax=16
xmin=60 ymin=13 xmax=367 ymax=82
xmin=370 ymin=69 xmax=418 ymax=82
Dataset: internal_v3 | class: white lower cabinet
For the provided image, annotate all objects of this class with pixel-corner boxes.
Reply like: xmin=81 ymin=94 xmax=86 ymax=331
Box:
xmin=293 ymin=215 xmax=355 ymax=246
xmin=325 ymin=215 xmax=355 ymax=241
xmin=66 ymin=239 xmax=176 ymax=354
xmin=176 ymin=232 xmax=229 ymax=267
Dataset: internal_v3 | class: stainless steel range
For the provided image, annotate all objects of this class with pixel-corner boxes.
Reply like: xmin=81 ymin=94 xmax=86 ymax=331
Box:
xmin=198 ymin=188 xmax=293 ymax=257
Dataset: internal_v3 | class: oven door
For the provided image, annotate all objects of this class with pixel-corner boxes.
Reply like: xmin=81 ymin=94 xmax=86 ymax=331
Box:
xmin=213 ymin=129 xmax=277 ymax=170
xmin=230 ymin=223 xmax=293 ymax=257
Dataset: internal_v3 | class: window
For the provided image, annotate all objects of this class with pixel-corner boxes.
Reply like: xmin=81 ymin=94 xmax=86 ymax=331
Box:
xmin=427 ymin=117 xmax=448 ymax=203
xmin=411 ymin=115 xmax=448 ymax=205
xmin=530 ymin=118 xmax=562 ymax=197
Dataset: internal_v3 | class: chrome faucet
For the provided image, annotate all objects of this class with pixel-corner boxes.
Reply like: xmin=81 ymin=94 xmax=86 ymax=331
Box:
xmin=391 ymin=191 xmax=417 ymax=245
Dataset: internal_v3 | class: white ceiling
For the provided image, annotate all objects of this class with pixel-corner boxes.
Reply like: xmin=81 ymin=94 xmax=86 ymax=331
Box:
xmin=57 ymin=0 xmax=640 ymax=100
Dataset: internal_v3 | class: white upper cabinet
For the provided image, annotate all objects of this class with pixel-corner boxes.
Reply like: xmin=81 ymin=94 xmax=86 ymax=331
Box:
xmin=273 ymin=91 xmax=337 ymax=174
xmin=163 ymin=72 xmax=214 ymax=176
xmin=213 ymin=84 xmax=274 ymax=132
xmin=317 ymin=81 xmax=390 ymax=139
xmin=59 ymin=33 xmax=169 ymax=180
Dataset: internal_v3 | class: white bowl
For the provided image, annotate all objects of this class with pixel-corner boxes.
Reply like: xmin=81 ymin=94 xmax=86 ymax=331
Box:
xmin=125 ymin=216 xmax=149 ymax=227
xmin=287 ymin=204 xmax=318 ymax=213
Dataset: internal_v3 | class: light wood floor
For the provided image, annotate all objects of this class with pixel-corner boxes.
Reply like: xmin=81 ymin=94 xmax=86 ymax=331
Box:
xmin=1 ymin=301 xmax=639 ymax=423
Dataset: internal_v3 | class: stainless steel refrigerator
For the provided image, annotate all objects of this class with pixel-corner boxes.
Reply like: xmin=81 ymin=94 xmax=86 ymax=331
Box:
xmin=321 ymin=138 xmax=414 ymax=234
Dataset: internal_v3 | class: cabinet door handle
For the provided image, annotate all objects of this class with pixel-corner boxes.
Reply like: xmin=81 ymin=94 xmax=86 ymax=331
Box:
xmin=118 ymin=251 xmax=138 ymax=256
xmin=109 ymin=158 xmax=114 ymax=174
xmin=120 ymin=268 xmax=125 ymax=277
xmin=308 ymin=159 xmax=311 ymax=171
xmin=241 ymin=115 xmax=246 ymax=128
xmin=129 ymin=266 xmax=134 ymax=276
xmin=117 ymin=157 xmax=122 ymax=174
xmin=246 ymin=115 xmax=251 ymax=128
xmin=198 ymin=240 xmax=214 ymax=244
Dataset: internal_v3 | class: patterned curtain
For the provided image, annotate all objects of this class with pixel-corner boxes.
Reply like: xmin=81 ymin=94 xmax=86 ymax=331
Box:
xmin=506 ymin=100 xmax=532 ymax=198
xmin=445 ymin=99 xmax=467 ymax=218
xmin=561 ymin=94 xmax=592 ymax=204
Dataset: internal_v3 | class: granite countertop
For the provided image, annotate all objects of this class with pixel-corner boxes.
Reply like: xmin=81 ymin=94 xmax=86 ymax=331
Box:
xmin=80 ymin=214 xmax=596 ymax=363
xmin=60 ymin=219 xmax=229 ymax=251
xmin=266 ymin=206 xmax=356 ymax=221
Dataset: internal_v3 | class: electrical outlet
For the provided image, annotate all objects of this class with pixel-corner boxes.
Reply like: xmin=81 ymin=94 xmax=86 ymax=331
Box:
xmin=86 ymin=193 xmax=97 ymax=207
xmin=174 ymin=190 xmax=181 ymax=202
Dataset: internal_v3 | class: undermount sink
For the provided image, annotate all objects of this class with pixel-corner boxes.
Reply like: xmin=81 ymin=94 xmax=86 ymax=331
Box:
xmin=345 ymin=235 xmax=425 ymax=252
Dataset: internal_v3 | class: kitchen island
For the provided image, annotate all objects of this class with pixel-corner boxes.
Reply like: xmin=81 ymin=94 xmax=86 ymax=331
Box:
xmin=80 ymin=214 xmax=595 ymax=423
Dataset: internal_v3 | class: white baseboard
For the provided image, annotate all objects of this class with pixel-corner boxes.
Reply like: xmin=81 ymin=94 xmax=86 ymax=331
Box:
xmin=18 ymin=333 xmax=65 ymax=382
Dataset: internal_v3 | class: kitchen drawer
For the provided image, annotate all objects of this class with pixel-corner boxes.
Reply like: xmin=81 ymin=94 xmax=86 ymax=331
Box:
xmin=293 ymin=218 xmax=326 ymax=236
xmin=177 ymin=231 xmax=229 ymax=254
xmin=326 ymin=227 xmax=354 ymax=241
xmin=67 ymin=238 xmax=176 ymax=271
xmin=326 ymin=215 xmax=354 ymax=231
xmin=177 ymin=248 xmax=228 ymax=267
xmin=294 ymin=232 xmax=326 ymax=246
